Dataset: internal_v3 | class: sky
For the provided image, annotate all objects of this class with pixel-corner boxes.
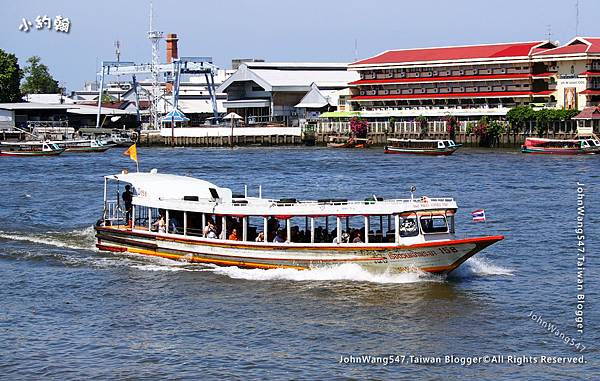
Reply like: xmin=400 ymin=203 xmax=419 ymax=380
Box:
xmin=2 ymin=0 xmax=599 ymax=92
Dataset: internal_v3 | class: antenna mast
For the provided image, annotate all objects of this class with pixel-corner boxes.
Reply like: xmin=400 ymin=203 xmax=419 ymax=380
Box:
xmin=575 ymin=0 xmax=580 ymax=36
xmin=147 ymin=0 xmax=164 ymax=130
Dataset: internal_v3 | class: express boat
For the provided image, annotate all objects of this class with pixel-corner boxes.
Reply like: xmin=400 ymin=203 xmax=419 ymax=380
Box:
xmin=384 ymin=139 xmax=462 ymax=155
xmin=521 ymin=137 xmax=600 ymax=155
xmin=95 ymin=170 xmax=503 ymax=274
xmin=53 ymin=139 xmax=115 ymax=153
xmin=0 ymin=141 xmax=64 ymax=157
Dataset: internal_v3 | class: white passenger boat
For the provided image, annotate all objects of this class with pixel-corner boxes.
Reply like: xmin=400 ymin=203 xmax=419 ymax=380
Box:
xmin=95 ymin=170 xmax=503 ymax=274
xmin=53 ymin=139 xmax=114 ymax=153
xmin=384 ymin=139 xmax=462 ymax=155
xmin=0 ymin=141 xmax=64 ymax=157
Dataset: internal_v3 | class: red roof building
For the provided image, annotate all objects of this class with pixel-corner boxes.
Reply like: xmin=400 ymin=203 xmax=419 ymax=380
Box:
xmin=346 ymin=37 xmax=600 ymax=121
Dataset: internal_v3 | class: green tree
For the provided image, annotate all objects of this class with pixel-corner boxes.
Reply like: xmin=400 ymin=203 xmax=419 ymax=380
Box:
xmin=506 ymin=106 xmax=534 ymax=135
xmin=0 ymin=49 xmax=23 ymax=102
xmin=21 ymin=56 xmax=59 ymax=94
xmin=416 ymin=115 xmax=428 ymax=138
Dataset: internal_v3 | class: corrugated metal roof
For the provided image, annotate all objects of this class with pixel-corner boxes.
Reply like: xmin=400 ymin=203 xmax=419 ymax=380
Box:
xmin=0 ymin=102 xmax=70 ymax=110
xmin=351 ymin=41 xmax=550 ymax=66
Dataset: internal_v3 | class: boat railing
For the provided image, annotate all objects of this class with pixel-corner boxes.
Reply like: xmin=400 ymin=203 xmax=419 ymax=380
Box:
xmin=269 ymin=197 xmax=454 ymax=207
xmin=142 ymin=197 xmax=455 ymax=209
xmin=104 ymin=200 xmax=126 ymax=225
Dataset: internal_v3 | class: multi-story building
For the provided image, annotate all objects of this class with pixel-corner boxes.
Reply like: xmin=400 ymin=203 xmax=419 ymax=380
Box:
xmin=347 ymin=37 xmax=600 ymax=121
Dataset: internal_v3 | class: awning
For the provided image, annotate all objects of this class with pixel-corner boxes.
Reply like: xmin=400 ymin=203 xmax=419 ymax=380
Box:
xmin=161 ymin=109 xmax=189 ymax=122
xmin=223 ymin=99 xmax=270 ymax=108
xmin=319 ymin=111 xmax=361 ymax=118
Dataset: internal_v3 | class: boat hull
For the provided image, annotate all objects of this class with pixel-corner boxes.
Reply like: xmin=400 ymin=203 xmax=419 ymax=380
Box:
xmin=63 ymin=145 xmax=113 ymax=153
xmin=521 ymin=146 xmax=598 ymax=155
xmin=95 ymin=226 xmax=503 ymax=274
xmin=384 ymin=146 xmax=459 ymax=155
xmin=0 ymin=149 xmax=64 ymax=157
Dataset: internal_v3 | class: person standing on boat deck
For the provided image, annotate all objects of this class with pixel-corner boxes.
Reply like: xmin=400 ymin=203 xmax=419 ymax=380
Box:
xmin=122 ymin=185 xmax=133 ymax=225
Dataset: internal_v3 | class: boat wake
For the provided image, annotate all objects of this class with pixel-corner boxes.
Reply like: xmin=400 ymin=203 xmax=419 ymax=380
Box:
xmin=450 ymin=256 xmax=514 ymax=279
xmin=0 ymin=226 xmax=97 ymax=251
xmin=207 ymin=263 xmax=444 ymax=284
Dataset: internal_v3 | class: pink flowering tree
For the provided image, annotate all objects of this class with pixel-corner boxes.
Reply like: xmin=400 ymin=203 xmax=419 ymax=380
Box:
xmin=349 ymin=116 xmax=368 ymax=138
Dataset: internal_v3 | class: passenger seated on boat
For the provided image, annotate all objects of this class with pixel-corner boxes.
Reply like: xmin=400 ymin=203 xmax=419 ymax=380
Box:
xmin=169 ymin=218 xmax=178 ymax=234
xmin=273 ymin=230 xmax=285 ymax=243
xmin=203 ymin=219 xmax=216 ymax=238
xmin=206 ymin=227 xmax=218 ymax=239
xmin=352 ymin=232 xmax=363 ymax=244
xmin=255 ymin=231 xmax=264 ymax=242
xmin=228 ymin=229 xmax=239 ymax=241
xmin=152 ymin=214 xmax=166 ymax=234
xmin=332 ymin=231 xmax=349 ymax=244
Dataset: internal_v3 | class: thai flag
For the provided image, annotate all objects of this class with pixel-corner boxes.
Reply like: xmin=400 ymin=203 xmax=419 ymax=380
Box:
xmin=471 ymin=209 xmax=486 ymax=222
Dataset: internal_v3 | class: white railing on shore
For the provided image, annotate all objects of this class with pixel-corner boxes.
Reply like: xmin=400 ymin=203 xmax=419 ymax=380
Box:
xmin=160 ymin=126 xmax=302 ymax=138
xmin=316 ymin=121 xmax=450 ymax=135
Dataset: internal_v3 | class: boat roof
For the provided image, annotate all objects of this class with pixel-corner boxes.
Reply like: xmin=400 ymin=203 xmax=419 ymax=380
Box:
xmin=524 ymin=137 xmax=581 ymax=143
xmin=107 ymin=171 xmax=233 ymax=203
xmin=0 ymin=140 xmax=53 ymax=146
xmin=107 ymin=171 xmax=457 ymax=216
xmin=387 ymin=138 xmax=451 ymax=142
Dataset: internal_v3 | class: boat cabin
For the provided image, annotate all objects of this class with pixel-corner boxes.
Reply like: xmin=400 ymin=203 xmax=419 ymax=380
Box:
xmin=0 ymin=141 xmax=61 ymax=153
xmin=387 ymin=139 xmax=458 ymax=149
xmin=101 ymin=171 xmax=458 ymax=246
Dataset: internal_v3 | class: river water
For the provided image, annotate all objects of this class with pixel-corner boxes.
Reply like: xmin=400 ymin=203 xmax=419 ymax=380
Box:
xmin=0 ymin=146 xmax=598 ymax=380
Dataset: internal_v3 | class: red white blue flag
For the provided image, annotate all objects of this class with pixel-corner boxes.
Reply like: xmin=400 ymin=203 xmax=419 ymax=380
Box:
xmin=471 ymin=209 xmax=486 ymax=222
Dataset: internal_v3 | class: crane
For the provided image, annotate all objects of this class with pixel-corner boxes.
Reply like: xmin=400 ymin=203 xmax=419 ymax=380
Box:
xmin=95 ymin=57 xmax=220 ymax=129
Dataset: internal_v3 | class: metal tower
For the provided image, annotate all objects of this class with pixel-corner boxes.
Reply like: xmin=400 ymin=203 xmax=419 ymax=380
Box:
xmin=147 ymin=1 xmax=163 ymax=130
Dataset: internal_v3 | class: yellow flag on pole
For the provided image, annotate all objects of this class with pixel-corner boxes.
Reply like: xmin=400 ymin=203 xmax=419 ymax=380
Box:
xmin=123 ymin=143 xmax=139 ymax=172
xmin=123 ymin=144 xmax=138 ymax=162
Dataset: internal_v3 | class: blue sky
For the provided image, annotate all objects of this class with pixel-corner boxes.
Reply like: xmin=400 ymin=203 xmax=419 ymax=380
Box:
xmin=2 ymin=0 xmax=599 ymax=92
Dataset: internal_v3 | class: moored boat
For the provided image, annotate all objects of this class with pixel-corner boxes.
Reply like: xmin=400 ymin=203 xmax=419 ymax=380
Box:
xmin=95 ymin=170 xmax=503 ymax=274
xmin=521 ymin=137 xmax=600 ymax=155
xmin=0 ymin=141 xmax=65 ymax=157
xmin=53 ymin=139 xmax=115 ymax=153
xmin=327 ymin=136 xmax=371 ymax=148
xmin=384 ymin=138 xmax=462 ymax=155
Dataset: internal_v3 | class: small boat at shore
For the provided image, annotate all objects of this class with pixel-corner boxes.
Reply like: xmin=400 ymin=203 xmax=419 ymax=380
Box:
xmin=95 ymin=170 xmax=503 ymax=274
xmin=521 ymin=137 xmax=600 ymax=155
xmin=53 ymin=139 xmax=115 ymax=153
xmin=0 ymin=141 xmax=65 ymax=157
xmin=384 ymin=138 xmax=462 ymax=155
xmin=100 ymin=132 xmax=134 ymax=147
xmin=327 ymin=136 xmax=371 ymax=148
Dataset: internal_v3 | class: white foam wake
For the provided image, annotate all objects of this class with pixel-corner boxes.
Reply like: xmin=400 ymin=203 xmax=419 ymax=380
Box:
xmin=451 ymin=256 xmax=514 ymax=278
xmin=0 ymin=226 xmax=97 ymax=251
xmin=209 ymin=263 xmax=443 ymax=284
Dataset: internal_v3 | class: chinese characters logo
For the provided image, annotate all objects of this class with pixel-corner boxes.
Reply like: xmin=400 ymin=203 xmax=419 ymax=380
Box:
xmin=19 ymin=15 xmax=71 ymax=33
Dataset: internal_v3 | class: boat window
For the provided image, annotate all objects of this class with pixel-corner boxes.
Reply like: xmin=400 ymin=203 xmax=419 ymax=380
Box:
xmin=399 ymin=214 xmax=419 ymax=237
xmin=593 ymin=140 xmax=600 ymax=147
xmin=446 ymin=213 xmax=455 ymax=234
xmin=420 ymin=215 xmax=448 ymax=234
xmin=446 ymin=140 xmax=455 ymax=147
xmin=581 ymin=140 xmax=590 ymax=148
xmin=209 ymin=188 xmax=220 ymax=200
xmin=437 ymin=141 xmax=445 ymax=149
